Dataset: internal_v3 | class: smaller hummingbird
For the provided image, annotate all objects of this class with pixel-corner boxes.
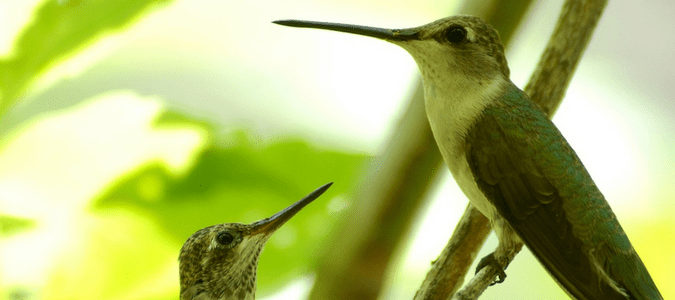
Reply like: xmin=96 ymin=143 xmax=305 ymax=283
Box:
xmin=179 ymin=182 xmax=333 ymax=300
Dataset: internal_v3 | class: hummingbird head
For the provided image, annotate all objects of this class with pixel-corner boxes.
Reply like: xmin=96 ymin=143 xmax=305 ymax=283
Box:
xmin=179 ymin=222 xmax=262 ymax=300
xmin=273 ymin=15 xmax=509 ymax=86
xmin=178 ymin=183 xmax=332 ymax=300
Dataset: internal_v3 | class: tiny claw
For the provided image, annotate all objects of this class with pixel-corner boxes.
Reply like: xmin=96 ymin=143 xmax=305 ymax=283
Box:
xmin=476 ymin=253 xmax=507 ymax=286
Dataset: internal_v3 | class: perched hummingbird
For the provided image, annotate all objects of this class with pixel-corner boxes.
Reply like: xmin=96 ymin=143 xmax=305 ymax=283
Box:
xmin=179 ymin=182 xmax=333 ymax=300
xmin=274 ymin=16 xmax=662 ymax=299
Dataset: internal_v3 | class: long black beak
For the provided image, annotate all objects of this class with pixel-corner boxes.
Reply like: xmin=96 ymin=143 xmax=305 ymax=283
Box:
xmin=273 ymin=20 xmax=419 ymax=41
xmin=251 ymin=182 xmax=333 ymax=235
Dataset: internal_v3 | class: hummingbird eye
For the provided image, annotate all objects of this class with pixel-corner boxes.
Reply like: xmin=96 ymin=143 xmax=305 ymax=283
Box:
xmin=216 ymin=231 xmax=235 ymax=246
xmin=444 ymin=26 xmax=467 ymax=44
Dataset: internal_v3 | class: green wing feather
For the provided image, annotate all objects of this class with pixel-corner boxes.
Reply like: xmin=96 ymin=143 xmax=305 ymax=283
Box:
xmin=465 ymin=83 xmax=661 ymax=300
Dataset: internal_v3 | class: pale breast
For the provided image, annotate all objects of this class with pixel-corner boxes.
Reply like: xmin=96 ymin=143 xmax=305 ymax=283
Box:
xmin=422 ymin=77 xmax=506 ymax=221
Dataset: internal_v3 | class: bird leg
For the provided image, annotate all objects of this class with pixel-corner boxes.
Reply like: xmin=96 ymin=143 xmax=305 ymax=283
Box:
xmin=475 ymin=217 xmax=523 ymax=285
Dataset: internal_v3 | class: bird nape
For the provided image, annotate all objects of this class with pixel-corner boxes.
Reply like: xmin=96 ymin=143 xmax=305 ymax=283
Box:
xmin=179 ymin=182 xmax=332 ymax=300
xmin=274 ymin=15 xmax=662 ymax=300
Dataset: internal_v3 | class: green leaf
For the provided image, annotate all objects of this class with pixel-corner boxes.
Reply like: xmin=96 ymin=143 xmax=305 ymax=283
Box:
xmin=92 ymin=132 xmax=369 ymax=294
xmin=152 ymin=109 xmax=215 ymax=133
xmin=0 ymin=0 xmax=174 ymax=118
xmin=0 ymin=214 xmax=35 ymax=236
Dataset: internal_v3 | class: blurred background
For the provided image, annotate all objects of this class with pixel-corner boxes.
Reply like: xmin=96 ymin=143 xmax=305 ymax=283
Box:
xmin=0 ymin=0 xmax=673 ymax=299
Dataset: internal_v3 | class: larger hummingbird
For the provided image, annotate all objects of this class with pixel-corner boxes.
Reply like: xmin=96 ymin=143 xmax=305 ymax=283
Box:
xmin=179 ymin=182 xmax=332 ymax=300
xmin=273 ymin=16 xmax=662 ymax=299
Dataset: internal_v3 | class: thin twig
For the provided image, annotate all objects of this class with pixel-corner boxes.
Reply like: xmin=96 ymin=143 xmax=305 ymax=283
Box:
xmin=413 ymin=204 xmax=491 ymax=300
xmin=525 ymin=0 xmax=609 ymax=115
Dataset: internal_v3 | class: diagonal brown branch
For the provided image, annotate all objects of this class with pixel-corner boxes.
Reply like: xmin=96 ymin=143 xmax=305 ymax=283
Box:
xmin=525 ymin=0 xmax=609 ymax=115
xmin=309 ymin=78 xmax=444 ymax=300
xmin=413 ymin=204 xmax=492 ymax=300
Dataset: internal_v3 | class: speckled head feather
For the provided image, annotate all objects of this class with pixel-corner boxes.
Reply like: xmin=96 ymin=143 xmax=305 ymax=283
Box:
xmin=179 ymin=183 xmax=332 ymax=300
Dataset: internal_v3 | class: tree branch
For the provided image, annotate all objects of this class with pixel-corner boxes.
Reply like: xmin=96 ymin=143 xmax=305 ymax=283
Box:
xmin=413 ymin=204 xmax=491 ymax=300
xmin=308 ymin=78 xmax=444 ymax=300
xmin=525 ymin=0 xmax=609 ymax=116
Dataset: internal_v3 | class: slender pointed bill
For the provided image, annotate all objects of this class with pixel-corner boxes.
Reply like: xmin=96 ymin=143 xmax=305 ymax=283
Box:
xmin=250 ymin=182 xmax=333 ymax=235
xmin=273 ymin=20 xmax=419 ymax=41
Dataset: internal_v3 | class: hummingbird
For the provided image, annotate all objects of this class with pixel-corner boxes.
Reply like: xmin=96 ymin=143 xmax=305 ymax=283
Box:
xmin=178 ymin=182 xmax=333 ymax=300
xmin=273 ymin=16 xmax=662 ymax=299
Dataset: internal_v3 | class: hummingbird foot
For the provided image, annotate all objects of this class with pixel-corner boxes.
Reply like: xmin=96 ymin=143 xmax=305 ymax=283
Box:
xmin=476 ymin=252 xmax=507 ymax=285
xmin=476 ymin=216 xmax=522 ymax=285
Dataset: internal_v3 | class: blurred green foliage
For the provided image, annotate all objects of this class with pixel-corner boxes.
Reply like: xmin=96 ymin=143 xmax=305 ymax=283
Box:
xmin=0 ymin=0 xmax=370 ymax=299
xmin=0 ymin=0 xmax=175 ymax=238
xmin=93 ymin=126 xmax=368 ymax=294
xmin=0 ymin=0 xmax=173 ymax=118
xmin=0 ymin=214 xmax=36 ymax=236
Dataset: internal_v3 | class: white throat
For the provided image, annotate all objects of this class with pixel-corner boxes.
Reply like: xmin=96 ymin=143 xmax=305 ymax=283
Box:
xmin=423 ymin=75 xmax=507 ymax=158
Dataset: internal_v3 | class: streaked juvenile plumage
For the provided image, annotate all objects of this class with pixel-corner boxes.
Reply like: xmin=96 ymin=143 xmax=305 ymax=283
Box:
xmin=179 ymin=183 xmax=332 ymax=300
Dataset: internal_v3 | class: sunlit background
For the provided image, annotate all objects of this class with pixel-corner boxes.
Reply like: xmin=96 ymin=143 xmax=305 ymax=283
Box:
xmin=0 ymin=0 xmax=673 ymax=299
